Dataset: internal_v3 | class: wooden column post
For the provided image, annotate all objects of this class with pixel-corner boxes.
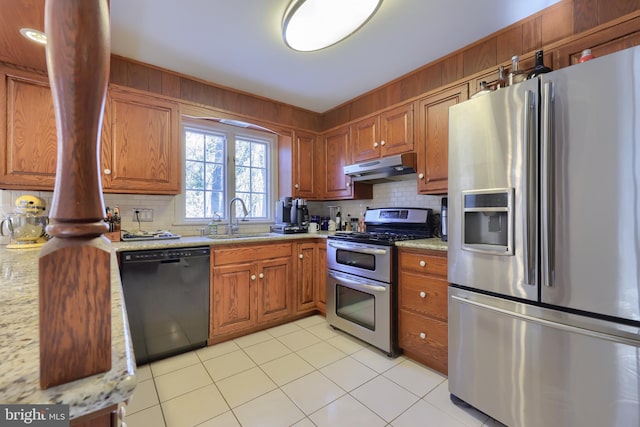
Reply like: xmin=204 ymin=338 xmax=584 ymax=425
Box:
xmin=39 ymin=0 xmax=112 ymax=389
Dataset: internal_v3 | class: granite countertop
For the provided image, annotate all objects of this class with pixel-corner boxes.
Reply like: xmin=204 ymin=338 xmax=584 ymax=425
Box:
xmin=112 ymin=231 xmax=331 ymax=251
xmin=0 ymin=241 xmax=137 ymax=420
xmin=395 ymin=237 xmax=448 ymax=252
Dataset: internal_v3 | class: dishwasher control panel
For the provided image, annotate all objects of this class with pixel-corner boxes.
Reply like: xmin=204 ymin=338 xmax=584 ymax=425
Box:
xmin=122 ymin=247 xmax=210 ymax=262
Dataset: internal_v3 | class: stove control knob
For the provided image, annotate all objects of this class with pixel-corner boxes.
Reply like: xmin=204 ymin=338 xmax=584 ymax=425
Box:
xmin=419 ymin=260 xmax=426 ymax=267
xmin=419 ymin=291 xmax=426 ymax=298
xmin=419 ymin=332 xmax=427 ymax=340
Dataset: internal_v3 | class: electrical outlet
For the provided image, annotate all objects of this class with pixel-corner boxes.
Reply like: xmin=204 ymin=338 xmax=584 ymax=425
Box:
xmin=132 ymin=208 xmax=153 ymax=222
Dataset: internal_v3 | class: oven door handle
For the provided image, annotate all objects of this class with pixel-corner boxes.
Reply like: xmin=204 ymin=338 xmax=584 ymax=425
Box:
xmin=328 ymin=241 xmax=389 ymax=255
xmin=328 ymin=271 xmax=387 ymax=293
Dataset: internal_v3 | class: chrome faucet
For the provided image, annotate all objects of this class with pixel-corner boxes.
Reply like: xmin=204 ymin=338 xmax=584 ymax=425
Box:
xmin=228 ymin=197 xmax=249 ymax=234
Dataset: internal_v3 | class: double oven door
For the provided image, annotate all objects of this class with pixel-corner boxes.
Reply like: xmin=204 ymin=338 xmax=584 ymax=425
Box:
xmin=326 ymin=240 xmax=396 ymax=356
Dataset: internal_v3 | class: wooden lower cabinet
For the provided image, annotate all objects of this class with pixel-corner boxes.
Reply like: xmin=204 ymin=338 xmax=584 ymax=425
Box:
xmin=398 ymin=247 xmax=448 ymax=374
xmin=210 ymin=243 xmax=293 ymax=339
xmin=70 ymin=404 xmax=120 ymax=427
xmin=295 ymin=240 xmax=327 ymax=314
xmin=316 ymin=241 xmax=327 ymax=314
xmin=257 ymin=256 xmax=292 ymax=323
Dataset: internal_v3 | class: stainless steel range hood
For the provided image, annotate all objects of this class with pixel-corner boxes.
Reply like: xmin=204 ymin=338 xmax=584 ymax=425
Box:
xmin=344 ymin=152 xmax=417 ymax=183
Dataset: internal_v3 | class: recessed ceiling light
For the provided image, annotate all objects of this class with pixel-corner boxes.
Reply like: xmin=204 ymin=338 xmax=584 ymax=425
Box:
xmin=282 ymin=0 xmax=382 ymax=52
xmin=19 ymin=28 xmax=47 ymax=45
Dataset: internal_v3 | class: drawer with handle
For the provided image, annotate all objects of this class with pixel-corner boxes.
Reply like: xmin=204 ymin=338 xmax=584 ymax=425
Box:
xmin=398 ymin=250 xmax=447 ymax=276
xmin=398 ymin=309 xmax=448 ymax=374
xmin=399 ymin=273 xmax=448 ymax=321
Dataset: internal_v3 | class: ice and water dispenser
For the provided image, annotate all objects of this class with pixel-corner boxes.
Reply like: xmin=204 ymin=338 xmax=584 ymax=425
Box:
xmin=462 ymin=188 xmax=513 ymax=255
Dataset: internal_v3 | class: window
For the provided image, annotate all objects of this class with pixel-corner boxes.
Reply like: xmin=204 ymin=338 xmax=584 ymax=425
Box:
xmin=179 ymin=119 xmax=276 ymax=223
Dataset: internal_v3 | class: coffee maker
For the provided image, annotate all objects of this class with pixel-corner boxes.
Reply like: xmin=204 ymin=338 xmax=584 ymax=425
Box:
xmin=275 ymin=196 xmax=293 ymax=225
xmin=271 ymin=196 xmax=308 ymax=234
xmin=291 ymin=198 xmax=309 ymax=227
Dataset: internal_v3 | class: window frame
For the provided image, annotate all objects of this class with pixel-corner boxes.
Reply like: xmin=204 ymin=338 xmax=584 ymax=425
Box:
xmin=174 ymin=118 xmax=278 ymax=225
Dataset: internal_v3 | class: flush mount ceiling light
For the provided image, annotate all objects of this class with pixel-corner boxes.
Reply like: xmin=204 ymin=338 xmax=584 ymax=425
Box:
xmin=19 ymin=28 xmax=47 ymax=45
xmin=282 ymin=0 xmax=382 ymax=52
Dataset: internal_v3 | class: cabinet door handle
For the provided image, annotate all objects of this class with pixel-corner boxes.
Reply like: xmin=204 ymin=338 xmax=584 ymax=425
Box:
xmin=294 ymin=183 xmax=299 ymax=189
xmin=104 ymin=168 xmax=111 ymax=175
xmin=419 ymin=291 xmax=426 ymax=298
xmin=299 ymin=254 xmax=304 ymax=259
xmin=259 ymin=273 xmax=264 ymax=279
xmin=418 ymin=173 xmax=424 ymax=179
xmin=373 ymin=142 xmax=379 ymax=148
xmin=419 ymin=260 xmax=426 ymax=267
xmin=251 ymin=274 xmax=256 ymax=281
xmin=419 ymin=332 xmax=427 ymax=340
xmin=380 ymin=140 xmax=386 ymax=146
xmin=346 ymin=182 xmax=351 ymax=188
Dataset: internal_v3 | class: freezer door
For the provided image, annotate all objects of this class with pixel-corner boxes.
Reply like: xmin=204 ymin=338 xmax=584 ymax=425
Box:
xmin=449 ymin=287 xmax=640 ymax=427
xmin=540 ymin=46 xmax=640 ymax=321
xmin=448 ymin=78 xmax=538 ymax=301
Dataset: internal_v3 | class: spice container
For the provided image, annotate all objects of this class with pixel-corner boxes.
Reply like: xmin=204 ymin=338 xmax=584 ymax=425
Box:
xmin=579 ymin=49 xmax=594 ymax=63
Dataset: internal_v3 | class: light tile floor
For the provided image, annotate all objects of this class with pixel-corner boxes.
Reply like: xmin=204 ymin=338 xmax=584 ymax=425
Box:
xmin=126 ymin=315 xmax=506 ymax=427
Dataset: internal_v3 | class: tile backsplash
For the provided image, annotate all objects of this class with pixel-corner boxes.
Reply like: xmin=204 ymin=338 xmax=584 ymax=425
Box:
xmin=307 ymin=179 xmax=444 ymax=221
xmin=0 ymin=179 xmax=444 ymax=244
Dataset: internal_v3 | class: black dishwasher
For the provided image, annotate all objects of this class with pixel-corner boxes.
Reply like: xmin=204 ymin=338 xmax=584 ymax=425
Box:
xmin=120 ymin=247 xmax=210 ymax=365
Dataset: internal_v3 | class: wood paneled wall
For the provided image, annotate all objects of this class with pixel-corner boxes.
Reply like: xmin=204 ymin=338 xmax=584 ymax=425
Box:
xmin=322 ymin=0 xmax=640 ymax=130
xmin=109 ymin=56 xmax=321 ymax=132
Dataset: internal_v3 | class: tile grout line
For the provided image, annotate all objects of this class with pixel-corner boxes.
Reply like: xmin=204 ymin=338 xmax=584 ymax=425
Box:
xmin=141 ymin=316 xmax=460 ymax=427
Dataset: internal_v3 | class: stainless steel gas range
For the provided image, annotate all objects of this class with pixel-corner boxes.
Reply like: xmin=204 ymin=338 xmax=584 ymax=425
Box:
xmin=326 ymin=207 xmax=432 ymax=356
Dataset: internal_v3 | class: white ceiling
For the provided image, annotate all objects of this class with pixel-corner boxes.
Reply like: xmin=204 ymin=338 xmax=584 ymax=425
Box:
xmin=110 ymin=0 xmax=561 ymax=113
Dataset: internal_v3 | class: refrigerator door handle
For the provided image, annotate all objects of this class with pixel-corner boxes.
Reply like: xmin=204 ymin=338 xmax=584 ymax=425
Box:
xmin=541 ymin=80 xmax=555 ymax=287
xmin=523 ymin=89 xmax=537 ymax=286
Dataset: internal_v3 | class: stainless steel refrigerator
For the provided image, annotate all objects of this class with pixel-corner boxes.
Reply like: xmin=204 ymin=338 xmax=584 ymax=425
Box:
xmin=448 ymin=45 xmax=640 ymax=427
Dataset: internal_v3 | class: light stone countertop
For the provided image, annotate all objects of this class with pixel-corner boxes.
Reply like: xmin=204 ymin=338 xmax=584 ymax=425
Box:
xmin=0 ymin=240 xmax=136 ymax=420
xmin=395 ymin=237 xmax=448 ymax=252
xmin=111 ymin=231 xmax=331 ymax=252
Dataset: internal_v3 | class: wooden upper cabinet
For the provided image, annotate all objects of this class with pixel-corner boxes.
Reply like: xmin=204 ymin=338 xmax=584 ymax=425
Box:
xmin=321 ymin=125 xmax=352 ymax=199
xmin=292 ymin=130 xmax=318 ymax=199
xmin=319 ymin=125 xmax=373 ymax=200
xmin=351 ymin=103 xmax=414 ymax=163
xmin=102 ymin=86 xmax=181 ymax=194
xmin=0 ymin=68 xmax=58 ymax=189
xmin=0 ymin=69 xmax=180 ymax=194
xmin=416 ymin=83 xmax=469 ymax=195
xmin=351 ymin=115 xmax=379 ymax=163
